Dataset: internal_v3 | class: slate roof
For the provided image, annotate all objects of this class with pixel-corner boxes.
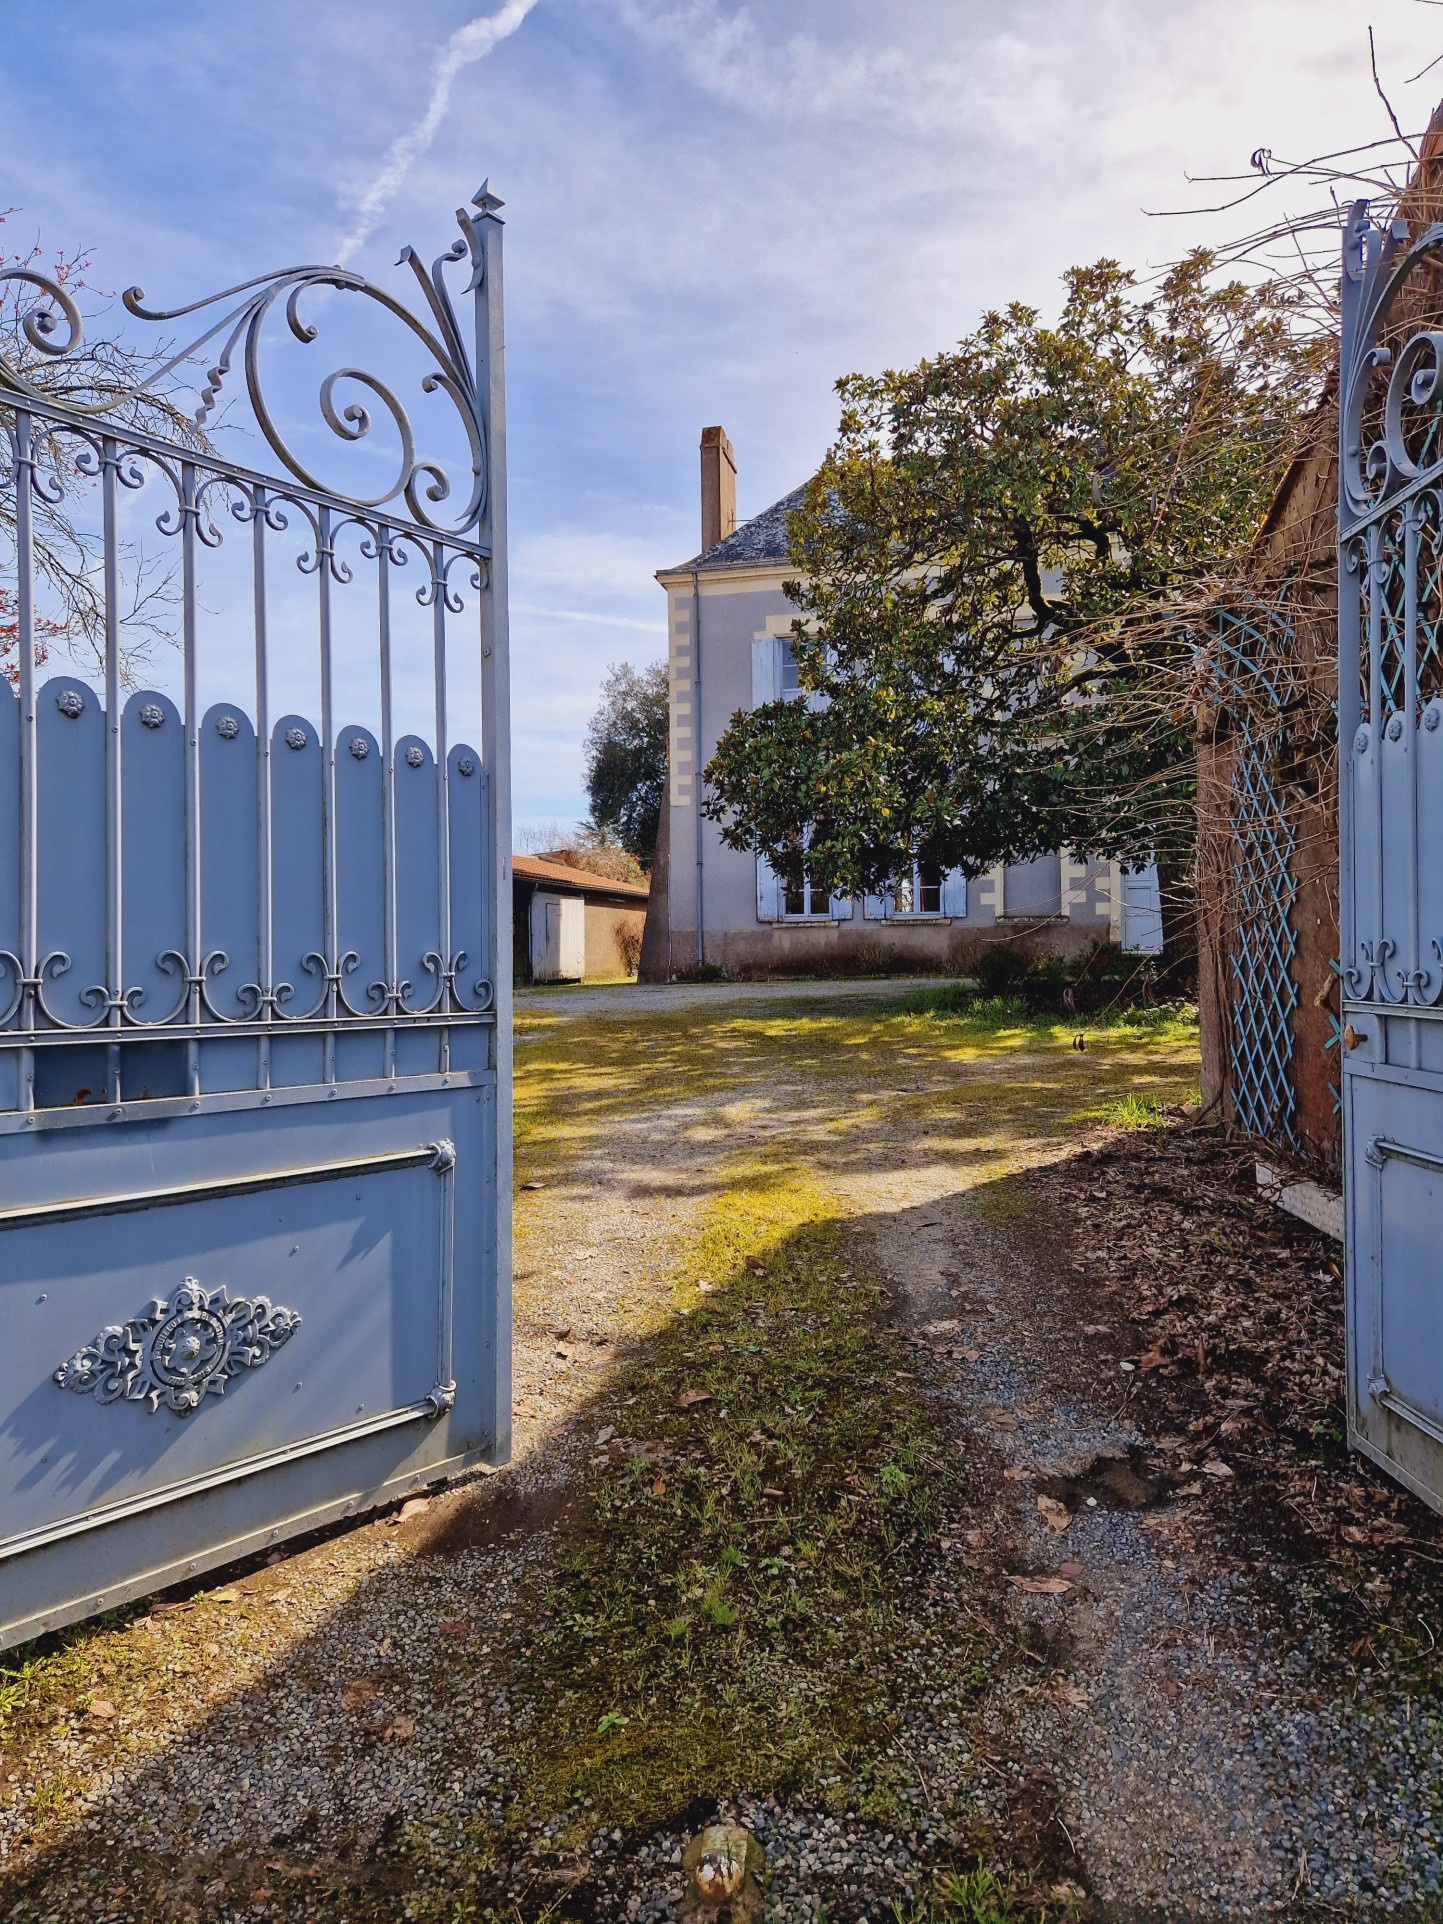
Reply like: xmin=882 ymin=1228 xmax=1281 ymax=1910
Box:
xmin=666 ymin=482 xmax=809 ymax=574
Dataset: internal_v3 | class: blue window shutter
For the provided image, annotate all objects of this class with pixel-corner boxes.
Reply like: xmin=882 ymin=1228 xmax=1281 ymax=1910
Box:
xmin=862 ymin=892 xmax=890 ymax=920
xmin=750 ymin=637 xmax=782 ymax=708
xmin=829 ymin=892 xmax=853 ymax=920
xmin=756 ymin=854 xmax=781 ymax=920
xmin=941 ymin=869 xmax=968 ymax=917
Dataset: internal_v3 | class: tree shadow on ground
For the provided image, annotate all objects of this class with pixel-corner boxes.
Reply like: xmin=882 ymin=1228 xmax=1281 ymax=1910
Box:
xmin=0 ymin=1174 xmax=1082 ymax=1923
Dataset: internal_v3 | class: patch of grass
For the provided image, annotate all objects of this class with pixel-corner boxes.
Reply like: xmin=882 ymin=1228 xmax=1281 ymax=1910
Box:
xmin=895 ymin=1865 xmax=1080 ymax=1920
xmin=894 ymin=983 xmax=1032 ymax=1027
xmin=1104 ymin=1090 xmax=1174 ymax=1131
xmin=492 ymin=1161 xmax=974 ymax=1841
xmin=894 ymin=1868 xmax=1022 ymax=1921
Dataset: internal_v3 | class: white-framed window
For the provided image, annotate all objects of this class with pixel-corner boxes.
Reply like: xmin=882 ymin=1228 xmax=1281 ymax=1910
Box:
xmin=864 ymin=864 xmax=966 ymax=920
xmin=780 ymin=638 xmax=802 ymax=695
xmin=893 ymin=858 xmax=945 ymax=917
xmin=781 ymin=847 xmax=834 ymax=919
xmin=756 ymin=839 xmax=853 ymax=923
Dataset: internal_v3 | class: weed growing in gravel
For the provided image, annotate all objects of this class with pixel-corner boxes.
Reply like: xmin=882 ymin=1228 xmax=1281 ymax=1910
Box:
xmin=893 ymin=1864 xmax=1072 ymax=1920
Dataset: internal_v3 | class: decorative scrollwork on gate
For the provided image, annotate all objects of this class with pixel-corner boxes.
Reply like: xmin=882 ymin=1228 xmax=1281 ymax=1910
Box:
xmin=54 ymin=1277 xmax=301 ymax=1416
xmin=0 ymin=186 xmax=504 ymax=539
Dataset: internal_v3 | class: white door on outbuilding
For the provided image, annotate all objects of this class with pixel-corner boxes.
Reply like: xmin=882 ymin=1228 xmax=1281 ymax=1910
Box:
xmin=531 ymin=892 xmax=586 ymax=980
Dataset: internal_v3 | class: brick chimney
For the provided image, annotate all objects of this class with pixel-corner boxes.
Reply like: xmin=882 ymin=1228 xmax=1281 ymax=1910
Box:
xmin=700 ymin=426 xmax=736 ymax=552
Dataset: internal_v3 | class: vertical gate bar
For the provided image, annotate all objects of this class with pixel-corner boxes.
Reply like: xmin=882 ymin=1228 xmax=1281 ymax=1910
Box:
xmin=377 ymin=526 xmax=397 ymax=1077
xmin=1368 ymin=522 xmax=1386 ymax=1000
xmin=318 ymin=504 xmax=337 ymax=1082
xmin=253 ymin=485 xmax=272 ymax=1090
xmin=475 ymin=191 xmax=513 ymax=1463
xmin=101 ymin=438 xmax=122 ymax=1103
xmin=1338 ymin=257 xmax=1363 ymax=1010
xmin=431 ymin=539 xmax=451 ymax=1069
xmin=1406 ymin=502 xmax=1422 ymax=1054
xmin=13 ymin=411 xmax=36 ymax=1108
xmin=181 ymin=459 xmax=201 ymax=1097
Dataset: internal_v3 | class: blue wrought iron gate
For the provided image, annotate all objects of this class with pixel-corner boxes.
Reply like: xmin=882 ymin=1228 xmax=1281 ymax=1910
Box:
xmin=0 ymin=189 xmax=512 ymax=1645
xmin=1339 ymin=201 xmax=1443 ymax=1509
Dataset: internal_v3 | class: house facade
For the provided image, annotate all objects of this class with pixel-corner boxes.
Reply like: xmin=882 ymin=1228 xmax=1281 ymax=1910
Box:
xmin=655 ymin=427 xmax=1162 ymax=977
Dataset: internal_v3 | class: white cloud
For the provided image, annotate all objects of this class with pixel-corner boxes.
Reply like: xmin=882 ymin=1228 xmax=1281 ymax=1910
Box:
xmin=333 ymin=0 xmax=544 ymax=265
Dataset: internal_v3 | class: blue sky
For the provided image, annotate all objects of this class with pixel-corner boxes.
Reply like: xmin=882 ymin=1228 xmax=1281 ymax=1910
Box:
xmin=3 ymin=0 xmax=1441 ymax=837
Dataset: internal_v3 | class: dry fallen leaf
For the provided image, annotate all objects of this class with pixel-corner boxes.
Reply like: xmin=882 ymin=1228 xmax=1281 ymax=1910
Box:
xmin=208 ymin=1587 xmax=242 ymax=1603
xmin=398 ymin=1497 xmax=431 ymax=1522
xmin=954 ymin=1345 xmax=982 ymax=1363
xmin=1058 ymin=1560 xmax=1085 ymax=1579
xmin=438 ymin=1619 xmax=469 ymax=1637
xmin=384 ymin=1715 xmax=417 ymax=1741
xmin=677 ymin=1388 xmax=713 ymax=1410
xmin=1201 ymin=1459 xmax=1234 ymax=1479
xmin=340 ymin=1679 xmax=380 ymax=1711
xmin=1175 ymin=1479 xmax=1204 ymax=1498
xmin=1005 ymin=1574 xmax=1073 ymax=1595
xmin=1036 ymin=1495 xmax=1072 ymax=1535
xmin=923 ymin=1319 xmax=960 ymax=1335
xmin=762 ymin=1485 xmax=784 ymax=1497
xmin=86 ymin=1698 xmax=117 ymax=1721
xmin=1003 ymin=1465 xmax=1032 ymax=1483
xmin=520 ymin=1178 xmax=546 ymax=1190
xmin=1052 ymin=1680 xmax=1091 ymax=1707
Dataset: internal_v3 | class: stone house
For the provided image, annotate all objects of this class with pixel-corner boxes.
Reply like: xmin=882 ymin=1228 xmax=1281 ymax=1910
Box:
xmin=652 ymin=426 xmax=1162 ymax=977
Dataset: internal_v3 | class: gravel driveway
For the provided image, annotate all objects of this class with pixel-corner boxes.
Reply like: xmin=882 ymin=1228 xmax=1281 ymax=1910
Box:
xmin=2 ymin=982 xmax=1436 ymax=1920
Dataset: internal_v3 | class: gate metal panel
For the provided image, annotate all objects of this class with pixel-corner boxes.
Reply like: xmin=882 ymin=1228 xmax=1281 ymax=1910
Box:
xmin=0 ymin=187 xmax=512 ymax=1645
xmin=1339 ymin=202 xmax=1443 ymax=1507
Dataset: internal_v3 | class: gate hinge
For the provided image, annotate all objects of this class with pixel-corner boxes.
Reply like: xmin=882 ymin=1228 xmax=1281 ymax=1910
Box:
xmin=425 ymin=1381 xmax=457 ymax=1417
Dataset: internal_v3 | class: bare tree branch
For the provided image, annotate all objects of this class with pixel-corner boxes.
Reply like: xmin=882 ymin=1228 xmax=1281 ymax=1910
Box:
xmin=1371 ymin=24 xmax=1420 ymax=158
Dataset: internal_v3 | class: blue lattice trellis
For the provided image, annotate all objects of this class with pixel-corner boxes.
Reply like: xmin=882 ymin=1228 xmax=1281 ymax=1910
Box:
xmin=1229 ymin=713 xmax=1301 ymax=1150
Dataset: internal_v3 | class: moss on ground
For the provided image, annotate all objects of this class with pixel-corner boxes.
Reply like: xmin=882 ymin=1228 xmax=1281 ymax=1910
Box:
xmin=477 ymin=1157 xmax=977 ymax=1850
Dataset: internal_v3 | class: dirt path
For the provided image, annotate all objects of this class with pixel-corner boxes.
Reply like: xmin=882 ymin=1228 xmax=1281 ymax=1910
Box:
xmin=4 ymin=982 xmax=1438 ymax=1920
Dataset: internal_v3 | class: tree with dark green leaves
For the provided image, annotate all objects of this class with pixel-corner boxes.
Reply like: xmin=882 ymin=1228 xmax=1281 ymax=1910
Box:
xmin=582 ymin=659 xmax=668 ymax=866
xmin=702 ymin=253 xmax=1326 ymax=933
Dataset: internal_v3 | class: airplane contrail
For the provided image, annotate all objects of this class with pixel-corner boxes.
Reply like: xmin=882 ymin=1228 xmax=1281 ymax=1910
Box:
xmin=335 ymin=0 xmax=541 ymax=264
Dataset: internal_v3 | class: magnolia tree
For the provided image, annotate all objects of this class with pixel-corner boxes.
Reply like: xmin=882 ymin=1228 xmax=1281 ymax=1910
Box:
xmin=702 ymin=252 xmax=1327 ymax=942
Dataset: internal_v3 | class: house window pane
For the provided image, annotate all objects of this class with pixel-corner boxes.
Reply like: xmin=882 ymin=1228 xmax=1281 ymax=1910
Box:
xmin=894 ymin=871 xmax=914 ymax=915
xmin=918 ymin=861 xmax=944 ymax=915
xmin=780 ymin=642 xmax=800 ymax=694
